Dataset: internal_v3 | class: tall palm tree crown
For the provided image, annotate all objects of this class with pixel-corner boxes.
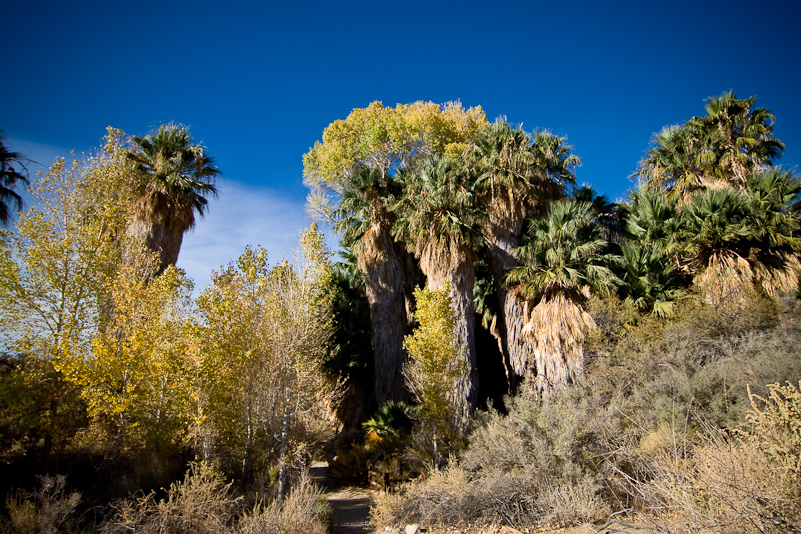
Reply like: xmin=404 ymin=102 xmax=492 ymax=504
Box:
xmin=469 ymin=120 xmax=580 ymax=387
xmin=635 ymin=92 xmax=784 ymax=198
xmin=393 ymin=155 xmax=484 ymax=421
xmin=126 ymin=123 xmax=221 ymax=275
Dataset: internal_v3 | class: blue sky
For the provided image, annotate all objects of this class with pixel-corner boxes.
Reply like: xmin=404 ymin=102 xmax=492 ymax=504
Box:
xmin=4 ymin=0 xmax=800 ymax=289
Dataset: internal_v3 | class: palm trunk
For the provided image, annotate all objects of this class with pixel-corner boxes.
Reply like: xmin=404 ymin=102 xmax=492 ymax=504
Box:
xmin=358 ymin=224 xmax=410 ymax=406
xmin=126 ymin=192 xmax=192 ymax=278
xmin=482 ymin=197 xmax=532 ymax=390
xmin=421 ymin=239 xmax=479 ymax=427
xmin=526 ymin=294 xmax=594 ymax=396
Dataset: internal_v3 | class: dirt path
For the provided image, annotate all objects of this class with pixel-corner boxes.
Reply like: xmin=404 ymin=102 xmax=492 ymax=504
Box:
xmin=311 ymin=462 xmax=374 ymax=534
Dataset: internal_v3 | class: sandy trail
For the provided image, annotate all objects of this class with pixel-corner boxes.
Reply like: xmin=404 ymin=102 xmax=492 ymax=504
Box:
xmin=311 ymin=461 xmax=374 ymax=534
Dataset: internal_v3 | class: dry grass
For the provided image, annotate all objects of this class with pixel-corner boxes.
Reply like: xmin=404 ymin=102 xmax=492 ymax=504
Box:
xmin=2 ymin=476 xmax=82 ymax=534
xmin=98 ymin=464 xmax=330 ymax=534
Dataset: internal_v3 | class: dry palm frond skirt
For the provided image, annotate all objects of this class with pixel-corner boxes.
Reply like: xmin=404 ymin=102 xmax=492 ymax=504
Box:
xmin=523 ymin=293 xmax=596 ymax=397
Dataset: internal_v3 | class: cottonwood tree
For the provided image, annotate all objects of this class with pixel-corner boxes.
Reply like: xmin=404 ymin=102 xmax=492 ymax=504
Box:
xmin=403 ymin=281 xmax=468 ymax=457
xmin=192 ymin=226 xmax=341 ymax=494
xmin=0 ymin=129 xmax=141 ymax=462
xmin=58 ymin=256 xmax=194 ymax=475
xmin=0 ymin=130 xmax=133 ymax=358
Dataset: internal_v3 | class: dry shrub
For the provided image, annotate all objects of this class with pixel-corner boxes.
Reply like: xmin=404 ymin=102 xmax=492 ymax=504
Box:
xmin=100 ymin=463 xmax=240 ymax=534
xmin=745 ymin=381 xmax=801 ymax=502
xmin=372 ymin=391 xmax=611 ymax=531
xmin=100 ymin=464 xmax=330 ymax=534
xmin=633 ymin=384 xmax=801 ymax=533
xmin=235 ymin=471 xmax=329 ymax=534
xmin=540 ymin=475 xmax=610 ymax=527
xmin=639 ymin=429 xmax=800 ymax=533
xmin=370 ymin=463 xmax=541 ymax=529
xmin=2 ymin=476 xmax=82 ymax=534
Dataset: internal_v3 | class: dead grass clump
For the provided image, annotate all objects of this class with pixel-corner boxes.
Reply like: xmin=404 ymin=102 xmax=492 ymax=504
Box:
xmin=100 ymin=464 xmax=330 ymax=534
xmin=100 ymin=463 xmax=240 ymax=534
xmin=2 ymin=476 xmax=82 ymax=534
xmin=371 ymin=463 xmax=541 ymax=529
xmin=234 ymin=471 xmax=329 ymax=534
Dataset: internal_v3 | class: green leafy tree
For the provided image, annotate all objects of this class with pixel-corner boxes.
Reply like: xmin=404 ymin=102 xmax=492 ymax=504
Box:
xmin=126 ymin=123 xmax=221 ymax=276
xmin=324 ymin=249 xmax=374 ymax=430
xmin=403 ymin=281 xmax=468 ymax=445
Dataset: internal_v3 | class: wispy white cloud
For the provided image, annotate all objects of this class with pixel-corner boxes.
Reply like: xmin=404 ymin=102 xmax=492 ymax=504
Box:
xmin=178 ymin=181 xmax=338 ymax=293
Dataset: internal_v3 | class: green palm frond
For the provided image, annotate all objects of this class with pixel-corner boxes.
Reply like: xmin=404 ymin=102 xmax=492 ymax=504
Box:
xmin=507 ymin=198 xmax=619 ymax=301
xmin=392 ymin=155 xmax=483 ymax=254
xmin=128 ymin=123 xmax=221 ymax=224
xmin=0 ymin=131 xmax=30 ymax=225
xmin=635 ymin=92 xmax=784 ymax=197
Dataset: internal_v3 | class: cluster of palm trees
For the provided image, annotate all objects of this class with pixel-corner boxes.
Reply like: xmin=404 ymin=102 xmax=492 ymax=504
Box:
xmin=4 ymin=92 xmax=798 ymax=426
xmin=312 ymin=93 xmax=801 ymax=418
xmin=310 ymin=111 xmax=586 ymax=417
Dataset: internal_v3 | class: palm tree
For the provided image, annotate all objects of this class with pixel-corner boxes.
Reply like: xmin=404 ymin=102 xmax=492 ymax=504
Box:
xmin=680 ymin=170 xmax=801 ymax=300
xmin=333 ymin=168 xmax=421 ymax=406
xmin=0 ymin=131 xmax=29 ymax=225
xmin=691 ymin=91 xmax=784 ymax=187
xmin=633 ymin=124 xmax=708 ymax=198
xmin=573 ymin=184 xmax=620 ymax=245
xmin=470 ymin=120 xmax=579 ymax=384
xmin=635 ymin=92 xmax=784 ymax=199
xmin=617 ymin=187 xmax=686 ymax=315
xmin=393 ymin=156 xmax=483 ymax=424
xmin=618 ymin=243 xmax=684 ymax=317
xmin=126 ymin=123 xmax=221 ymax=276
xmin=506 ymin=198 xmax=618 ymax=396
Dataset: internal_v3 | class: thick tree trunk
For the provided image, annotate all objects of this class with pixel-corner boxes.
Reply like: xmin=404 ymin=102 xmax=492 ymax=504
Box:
xmin=358 ymin=225 xmax=410 ymax=407
xmin=125 ymin=192 xmax=193 ymax=277
xmin=422 ymin=240 xmax=479 ymax=427
xmin=483 ymin=206 xmax=532 ymax=391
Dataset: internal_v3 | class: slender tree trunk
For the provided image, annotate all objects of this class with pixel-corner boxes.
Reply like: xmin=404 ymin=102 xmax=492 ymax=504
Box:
xmin=358 ymin=224 xmax=410 ymax=406
xmin=432 ymin=424 xmax=440 ymax=472
xmin=276 ymin=406 xmax=291 ymax=500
